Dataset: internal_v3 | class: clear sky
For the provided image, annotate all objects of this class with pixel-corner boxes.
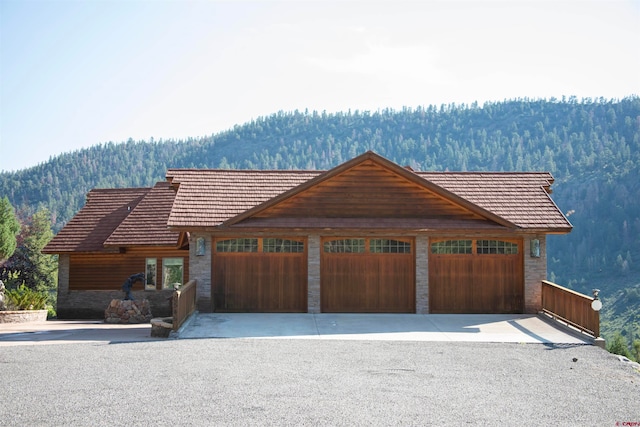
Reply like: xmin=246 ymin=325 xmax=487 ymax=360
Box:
xmin=1 ymin=0 xmax=639 ymax=172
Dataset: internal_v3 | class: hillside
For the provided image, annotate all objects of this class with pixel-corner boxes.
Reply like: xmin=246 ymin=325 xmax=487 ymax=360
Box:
xmin=1 ymin=97 xmax=639 ymax=339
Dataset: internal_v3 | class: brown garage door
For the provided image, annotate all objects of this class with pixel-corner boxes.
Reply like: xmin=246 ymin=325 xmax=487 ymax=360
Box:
xmin=213 ymin=237 xmax=307 ymax=312
xmin=429 ymin=239 xmax=523 ymax=313
xmin=321 ymin=238 xmax=415 ymax=313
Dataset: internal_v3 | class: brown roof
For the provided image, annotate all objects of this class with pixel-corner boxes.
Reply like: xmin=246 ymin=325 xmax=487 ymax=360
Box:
xmin=167 ymin=152 xmax=571 ymax=232
xmin=47 ymin=153 xmax=571 ymax=253
xmin=417 ymin=172 xmax=570 ymax=230
xmin=104 ymin=181 xmax=182 ymax=247
xmin=166 ymin=169 xmax=320 ymax=228
xmin=43 ymin=188 xmax=150 ymax=253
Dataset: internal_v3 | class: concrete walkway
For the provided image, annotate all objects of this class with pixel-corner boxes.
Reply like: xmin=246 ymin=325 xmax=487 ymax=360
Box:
xmin=0 ymin=313 xmax=592 ymax=346
xmin=179 ymin=313 xmax=592 ymax=344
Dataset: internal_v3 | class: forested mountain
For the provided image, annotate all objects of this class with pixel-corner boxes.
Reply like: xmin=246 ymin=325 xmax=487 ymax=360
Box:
xmin=1 ymin=97 xmax=639 ymax=335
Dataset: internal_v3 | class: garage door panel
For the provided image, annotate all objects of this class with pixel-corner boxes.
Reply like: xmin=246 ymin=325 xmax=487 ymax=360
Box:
xmin=321 ymin=238 xmax=415 ymax=313
xmin=429 ymin=239 xmax=523 ymax=314
xmin=214 ymin=252 xmax=307 ymax=313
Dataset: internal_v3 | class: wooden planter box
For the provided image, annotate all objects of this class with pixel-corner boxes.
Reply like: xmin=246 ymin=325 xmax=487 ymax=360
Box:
xmin=0 ymin=309 xmax=48 ymax=323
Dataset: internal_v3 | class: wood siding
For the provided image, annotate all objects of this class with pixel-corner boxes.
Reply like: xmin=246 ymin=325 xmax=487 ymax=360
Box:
xmin=256 ymin=160 xmax=483 ymax=220
xmin=212 ymin=242 xmax=307 ymax=312
xmin=429 ymin=239 xmax=523 ymax=313
xmin=321 ymin=237 xmax=415 ymax=313
xmin=69 ymin=248 xmax=189 ymax=291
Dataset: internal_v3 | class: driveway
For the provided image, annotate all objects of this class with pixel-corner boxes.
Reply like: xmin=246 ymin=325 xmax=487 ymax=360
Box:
xmin=179 ymin=313 xmax=592 ymax=344
xmin=0 ymin=313 xmax=592 ymax=346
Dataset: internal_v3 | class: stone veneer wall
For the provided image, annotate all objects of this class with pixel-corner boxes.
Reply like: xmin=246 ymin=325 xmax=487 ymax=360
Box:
xmin=190 ymin=233 xmax=212 ymax=312
xmin=55 ymin=254 xmax=173 ymax=319
xmin=57 ymin=290 xmax=173 ymax=319
xmin=415 ymin=236 xmax=429 ymax=314
xmin=523 ymin=235 xmax=547 ymax=314
xmin=307 ymin=235 xmax=321 ymax=313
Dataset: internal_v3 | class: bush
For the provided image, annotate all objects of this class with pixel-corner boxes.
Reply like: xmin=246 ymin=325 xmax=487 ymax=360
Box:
xmin=4 ymin=284 xmax=48 ymax=310
xmin=607 ymin=332 xmax=633 ymax=360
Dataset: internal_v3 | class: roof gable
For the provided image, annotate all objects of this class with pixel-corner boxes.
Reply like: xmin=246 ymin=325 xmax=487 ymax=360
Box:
xmin=226 ymin=151 xmax=513 ymax=228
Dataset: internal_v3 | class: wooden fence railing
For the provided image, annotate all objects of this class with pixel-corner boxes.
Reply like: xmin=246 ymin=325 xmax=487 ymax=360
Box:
xmin=541 ymin=280 xmax=600 ymax=337
xmin=172 ymin=279 xmax=197 ymax=332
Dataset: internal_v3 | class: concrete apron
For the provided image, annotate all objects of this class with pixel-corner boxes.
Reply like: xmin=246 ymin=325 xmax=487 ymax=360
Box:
xmin=179 ymin=313 xmax=593 ymax=344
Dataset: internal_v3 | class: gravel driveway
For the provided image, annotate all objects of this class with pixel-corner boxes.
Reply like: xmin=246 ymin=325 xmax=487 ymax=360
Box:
xmin=1 ymin=339 xmax=638 ymax=426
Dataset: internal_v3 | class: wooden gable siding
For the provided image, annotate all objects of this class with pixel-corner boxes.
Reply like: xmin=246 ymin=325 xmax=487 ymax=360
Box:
xmin=254 ymin=160 xmax=485 ymax=220
xmin=69 ymin=248 xmax=189 ymax=291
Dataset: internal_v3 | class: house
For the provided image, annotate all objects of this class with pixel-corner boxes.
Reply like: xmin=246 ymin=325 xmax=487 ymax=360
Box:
xmin=44 ymin=151 xmax=572 ymax=318
xmin=43 ymin=182 xmax=189 ymax=318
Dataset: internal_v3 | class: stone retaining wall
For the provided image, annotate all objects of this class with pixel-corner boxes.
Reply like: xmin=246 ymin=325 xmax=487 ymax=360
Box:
xmin=0 ymin=309 xmax=48 ymax=323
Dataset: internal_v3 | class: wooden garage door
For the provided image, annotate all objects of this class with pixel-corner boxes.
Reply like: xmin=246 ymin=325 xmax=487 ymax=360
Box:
xmin=321 ymin=238 xmax=415 ymax=313
xmin=429 ymin=239 xmax=523 ymax=314
xmin=213 ymin=238 xmax=307 ymax=312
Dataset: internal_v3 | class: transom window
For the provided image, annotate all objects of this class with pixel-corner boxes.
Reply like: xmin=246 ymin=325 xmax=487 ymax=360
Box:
xmin=370 ymin=239 xmax=412 ymax=254
xmin=324 ymin=239 xmax=366 ymax=253
xmin=431 ymin=239 xmax=519 ymax=255
xmin=263 ymin=238 xmax=305 ymax=253
xmin=216 ymin=238 xmax=258 ymax=253
xmin=215 ymin=238 xmax=305 ymax=253
xmin=477 ymin=240 xmax=519 ymax=255
xmin=431 ymin=240 xmax=473 ymax=254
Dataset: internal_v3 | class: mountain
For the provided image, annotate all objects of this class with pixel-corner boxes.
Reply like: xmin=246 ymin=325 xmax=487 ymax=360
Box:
xmin=1 ymin=97 xmax=639 ymax=340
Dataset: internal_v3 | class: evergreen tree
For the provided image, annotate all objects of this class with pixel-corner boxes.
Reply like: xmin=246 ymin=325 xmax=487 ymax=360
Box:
xmin=0 ymin=196 xmax=20 ymax=262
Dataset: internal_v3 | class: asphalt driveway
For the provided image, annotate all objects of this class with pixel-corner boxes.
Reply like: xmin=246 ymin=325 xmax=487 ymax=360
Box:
xmin=1 ymin=337 xmax=638 ymax=425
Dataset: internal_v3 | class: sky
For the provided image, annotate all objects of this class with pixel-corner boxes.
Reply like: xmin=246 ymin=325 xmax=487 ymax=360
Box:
xmin=1 ymin=1 xmax=639 ymax=172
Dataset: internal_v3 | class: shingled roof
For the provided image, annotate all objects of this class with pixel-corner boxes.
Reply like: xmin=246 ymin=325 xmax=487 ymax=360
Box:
xmin=43 ymin=188 xmax=150 ymax=253
xmin=166 ymin=169 xmax=320 ymax=228
xmin=46 ymin=152 xmax=571 ymax=253
xmin=418 ymin=172 xmax=570 ymax=230
xmin=166 ymin=152 xmax=572 ymax=232
xmin=104 ymin=181 xmax=183 ymax=247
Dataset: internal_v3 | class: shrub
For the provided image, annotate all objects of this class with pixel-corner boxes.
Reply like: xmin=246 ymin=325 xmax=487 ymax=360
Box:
xmin=4 ymin=284 xmax=48 ymax=310
xmin=607 ymin=332 xmax=633 ymax=360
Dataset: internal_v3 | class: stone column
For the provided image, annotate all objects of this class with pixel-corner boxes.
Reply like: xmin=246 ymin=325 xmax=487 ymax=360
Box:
xmin=415 ymin=235 xmax=429 ymax=314
xmin=190 ymin=233 xmax=212 ymax=312
xmin=307 ymin=235 xmax=321 ymax=313
xmin=56 ymin=254 xmax=70 ymax=314
xmin=523 ymin=235 xmax=546 ymax=313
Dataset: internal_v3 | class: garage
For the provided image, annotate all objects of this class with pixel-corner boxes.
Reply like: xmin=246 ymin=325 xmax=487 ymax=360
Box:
xmin=212 ymin=237 xmax=307 ymax=312
xmin=321 ymin=237 xmax=415 ymax=313
xmin=429 ymin=238 xmax=523 ymax=313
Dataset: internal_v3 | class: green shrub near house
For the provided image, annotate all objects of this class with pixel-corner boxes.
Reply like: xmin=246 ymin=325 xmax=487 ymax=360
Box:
xmin=4 ymin=283 xmax=48 ymax=311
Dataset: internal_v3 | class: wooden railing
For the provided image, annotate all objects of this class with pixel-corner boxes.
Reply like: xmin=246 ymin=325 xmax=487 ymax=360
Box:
xmin=541 ymin=280 xmax=600 ymax=337
xmin=172 ymin=279 xmax=197 ymax=332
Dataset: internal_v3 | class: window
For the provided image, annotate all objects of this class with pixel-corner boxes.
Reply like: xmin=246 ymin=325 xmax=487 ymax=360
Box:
xmin=370 ymin=239 xmax=411 ymax=254
xmin=162 ymin=258 xmax=183 ymax=289
xmin=477 ymin=240 xmax=519 ymax=255
xmin=323 ymin=239 xmax=366 ymax=253
xmin=216 ymin=238 xmax=258 ymax=253
xmin=430 ymin=240 xmax=473 ymax=254
xmin=263 ymin=238 xmax=304 ymax=253
xmin=145 ymin=258 xmax=157 ymax=290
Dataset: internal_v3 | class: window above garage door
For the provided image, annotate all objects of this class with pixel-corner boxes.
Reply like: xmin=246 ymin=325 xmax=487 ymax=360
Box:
xmin=215 ymin=237 xmax=305 ymax=254
xmin=430 ymin=239 xmax=519 ymax=255
xmin=323 ymin=238 xmax=412 ymax=254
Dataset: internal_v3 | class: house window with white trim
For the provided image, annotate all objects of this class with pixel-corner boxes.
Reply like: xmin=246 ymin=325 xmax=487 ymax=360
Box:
xmin=162 ymin=258 xmax=183 ymax=289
